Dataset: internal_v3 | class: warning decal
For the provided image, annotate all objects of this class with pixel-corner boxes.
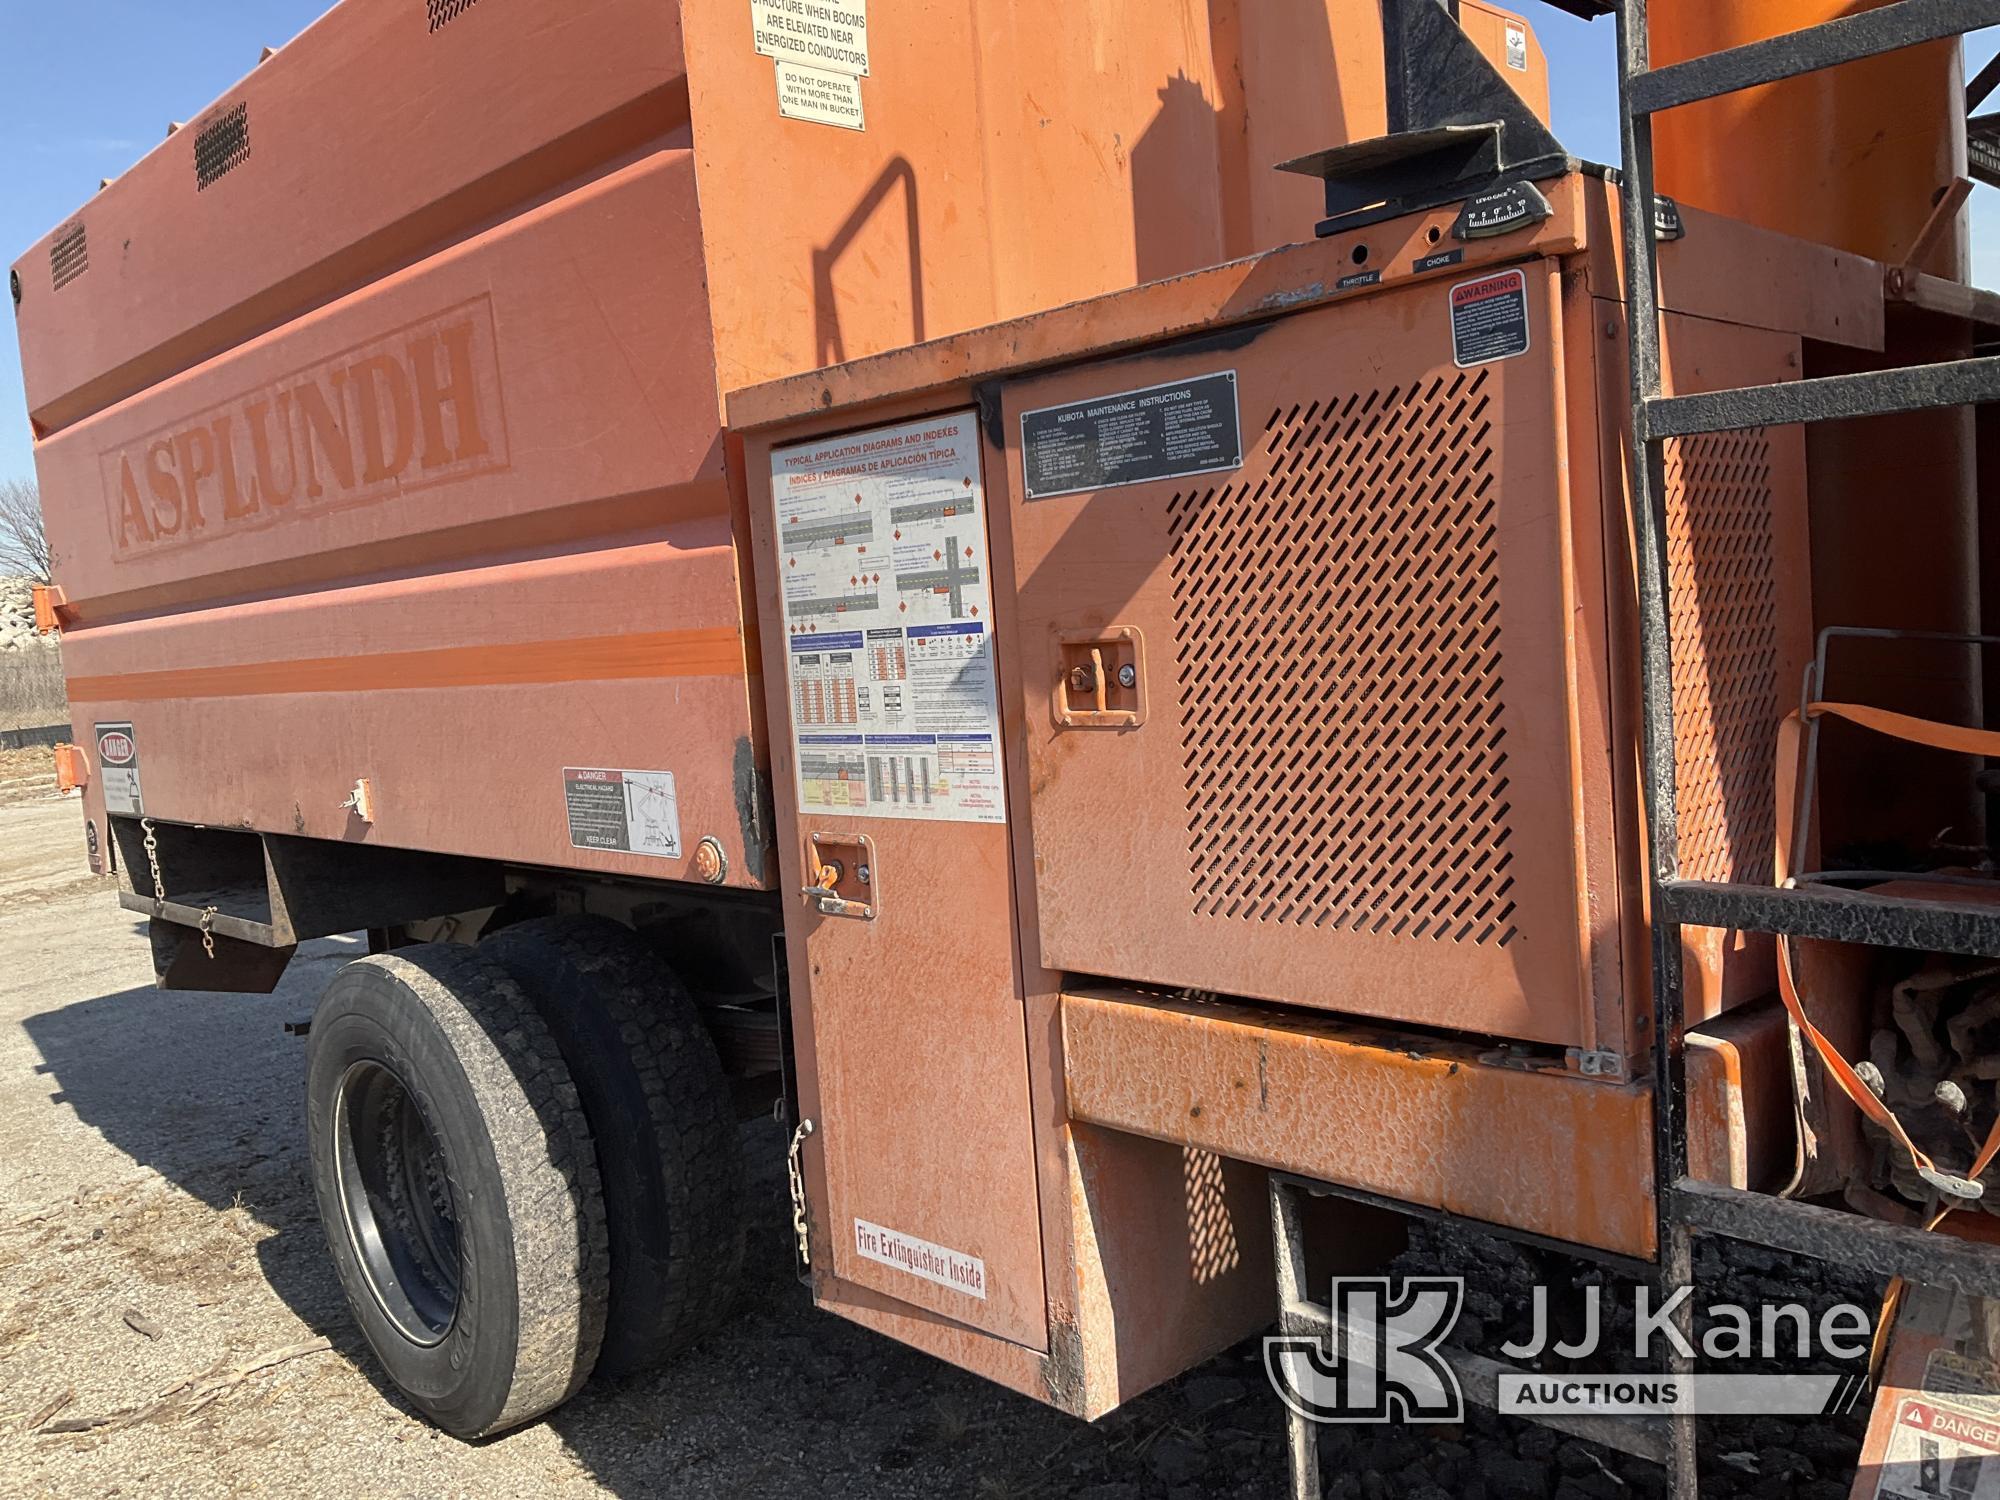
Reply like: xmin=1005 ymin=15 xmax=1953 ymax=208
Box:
xmin=1450 ymin=268 xmax=1532 ymax=368
xmin=772 ymin=411 xmax=1007 ymax=825
xmin=563 ymin=768 xmax=684 ymax=859
xmin=752 ymin=0 xmax=869 ymax=75
xmin=1873 ymin=1399 xmax=2000 ymax=1500
xmin=776 ymin=60 xmax=864 ymax=130
xmin=95 ymin=722 xmax=142 ymax=817
xmin=754 ymin=0 xmax=868 ymax=130
xmin=854 ymin=1218 xmax=988 ymax=1300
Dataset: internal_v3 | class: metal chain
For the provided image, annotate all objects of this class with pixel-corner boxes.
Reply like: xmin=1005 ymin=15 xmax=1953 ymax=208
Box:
xmin=142 ymin=816 xmax=216 ymax=960
xmin=140 ymin=817 xmax=164 ymax=906
xmin=785 ymin=1118 xmax=816 ymax=1269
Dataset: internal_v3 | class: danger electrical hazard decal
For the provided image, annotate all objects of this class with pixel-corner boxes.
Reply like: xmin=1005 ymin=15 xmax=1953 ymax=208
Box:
xmin=95 ymin=722 xmax=142 ymax=817
xmin=1450 ymin=268 xmax=1532 ymax=369
xmin=1873 ymin=1399 xmax=2000 ymax=1499
xmin=563 ymin=768 xmax=684 ymax=859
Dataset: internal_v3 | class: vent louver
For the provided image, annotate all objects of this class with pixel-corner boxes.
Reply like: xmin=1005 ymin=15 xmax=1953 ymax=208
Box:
xmin=1166 ymin=370 xmax=1517 ymax=947
xmin=427 ymin=0 xmax=484 ymax=31
xmin=1663 ymin=429 xmax=1781 ymax=886
xmin=50 ymin=221 xmax=88 ymax=291
xmin=194 ymin=103 xmax=250 ymax=190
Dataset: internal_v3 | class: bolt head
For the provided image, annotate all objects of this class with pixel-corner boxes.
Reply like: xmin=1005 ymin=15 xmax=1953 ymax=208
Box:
xmin=1116 ymin=664 xmax=1138 ymax=690
xmin=692 ymin=836 xmax=728 ymax=885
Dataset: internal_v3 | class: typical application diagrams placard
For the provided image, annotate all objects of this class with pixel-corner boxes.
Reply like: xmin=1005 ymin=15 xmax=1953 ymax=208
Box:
xmin=771 ymin=412 xmax=1007 ymax=825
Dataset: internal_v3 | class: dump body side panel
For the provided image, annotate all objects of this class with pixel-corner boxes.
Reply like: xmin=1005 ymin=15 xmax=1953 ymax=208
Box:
xmin=44 ymin=151 xmax=766 ymax=887
xmin=12 ymin=0 xmax=689 ymax=438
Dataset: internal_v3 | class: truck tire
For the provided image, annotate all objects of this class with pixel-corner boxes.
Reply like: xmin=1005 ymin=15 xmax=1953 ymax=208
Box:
xmin=304 ymin=945 xmax=609 ymax=1438
xmin=479 ymin=915 xmax=744 ymax=1376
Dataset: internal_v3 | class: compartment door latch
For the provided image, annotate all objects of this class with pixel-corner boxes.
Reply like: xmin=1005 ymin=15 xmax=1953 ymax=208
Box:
xmin=1054 ymin=626 xmax=1147 ymax=729
xmin=801 ymin=831 xmax=876 ymax=920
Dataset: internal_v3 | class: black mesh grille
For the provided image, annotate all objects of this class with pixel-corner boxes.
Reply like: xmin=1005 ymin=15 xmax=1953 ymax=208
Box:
xmin=193 ymin=103 xmax=250 ymax=190
xmin=50 ymin=221 xmax=88 ymax=291
xmin=427 ymin=0 xmax=484 ymax=31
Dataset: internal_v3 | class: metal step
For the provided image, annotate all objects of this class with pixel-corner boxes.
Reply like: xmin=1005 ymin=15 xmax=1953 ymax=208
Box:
xmin=1666 ymin=879 xmax=2000 ymax=958
xmin=1972 ymin=111 xmax=2000 ymax=190
xmin=1642 ymin=355 xmax=2000 ymax=440
xmin=1669 ymin=1180 xmax=2000 ymax=1297
xmin=1627 ymin=0 xmax=2000 ymax=117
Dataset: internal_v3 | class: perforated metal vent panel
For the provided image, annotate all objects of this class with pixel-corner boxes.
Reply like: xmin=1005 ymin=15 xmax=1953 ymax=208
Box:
xmin=1166 ymin=372 xmax=1517 ymax=946
xmin=194 ymin=104 xmax=250 ymax=190
xmin=1664 ymin=429 xmax=1779 ymax=885
xmin=49 ymin=221 xmax=87 ymax=291
xmin=428 ymin=0 xmax=484 ymax=30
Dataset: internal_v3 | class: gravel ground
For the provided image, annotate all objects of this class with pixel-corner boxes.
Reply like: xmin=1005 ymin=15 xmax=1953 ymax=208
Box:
xmin=0 ymin=790 xmax=1883 ymax=1498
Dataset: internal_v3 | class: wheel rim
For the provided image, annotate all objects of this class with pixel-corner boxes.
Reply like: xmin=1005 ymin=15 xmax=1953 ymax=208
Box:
xmin=332 ymin=1059 xmax=461 ymax=1345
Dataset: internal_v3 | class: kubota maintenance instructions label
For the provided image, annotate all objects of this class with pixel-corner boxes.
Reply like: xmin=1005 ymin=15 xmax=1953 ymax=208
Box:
xmin=771 ymin=412 xmax=1007 ymax=825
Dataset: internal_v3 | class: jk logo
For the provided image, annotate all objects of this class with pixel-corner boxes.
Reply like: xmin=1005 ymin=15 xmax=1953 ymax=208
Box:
xmin=1264 ymin=1277 xmax=1466 ymax=1424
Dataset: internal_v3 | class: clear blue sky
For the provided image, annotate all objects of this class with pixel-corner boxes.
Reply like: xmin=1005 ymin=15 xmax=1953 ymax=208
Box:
xmin=0 ymin=3 xmax=1993 ymax=489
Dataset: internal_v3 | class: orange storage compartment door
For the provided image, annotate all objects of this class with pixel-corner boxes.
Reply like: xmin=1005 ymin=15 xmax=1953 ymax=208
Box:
xmin=996 ymin=263 xmax=1600 ymax=1050
xmin=753 ymin=410 xmax=1048 ymax=1351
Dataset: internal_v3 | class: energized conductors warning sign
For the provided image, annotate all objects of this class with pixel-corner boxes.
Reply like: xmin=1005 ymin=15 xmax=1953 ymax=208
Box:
xmin=1450 ymin=268 xmax=1532 ymax=368
xmin=753 ymin=0 xmax=868 ymax=131
xmin=771 ymin=411 xmax=1007 ymax=825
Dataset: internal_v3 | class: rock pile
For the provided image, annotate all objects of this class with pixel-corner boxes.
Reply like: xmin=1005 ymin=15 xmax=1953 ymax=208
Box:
xmin=0 ymin=576 xmax=52 ymax=653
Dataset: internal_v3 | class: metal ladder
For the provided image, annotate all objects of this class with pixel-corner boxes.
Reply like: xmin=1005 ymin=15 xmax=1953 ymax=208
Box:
xmin=1614 ymin=1 xmax=2000 ymax=1493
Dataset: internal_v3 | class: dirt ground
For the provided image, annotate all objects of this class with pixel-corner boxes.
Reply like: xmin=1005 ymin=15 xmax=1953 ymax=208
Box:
xmin=0 ymin=786 xmax=1875 ymax=1499
xmin=0 ymin=790 xmax=1313 ymax=1500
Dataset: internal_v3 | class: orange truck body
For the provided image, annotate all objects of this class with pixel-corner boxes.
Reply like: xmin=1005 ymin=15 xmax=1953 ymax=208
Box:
xmin=15 ymin=0 xmax=1544 ymax=895
xmin=7 ymin=0 xmax=1908 ymax=1426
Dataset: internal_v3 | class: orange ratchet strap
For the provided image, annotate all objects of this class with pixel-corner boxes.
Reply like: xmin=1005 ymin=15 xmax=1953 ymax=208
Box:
xmin=1772 ymin=701 xmax=2000 ymax=1208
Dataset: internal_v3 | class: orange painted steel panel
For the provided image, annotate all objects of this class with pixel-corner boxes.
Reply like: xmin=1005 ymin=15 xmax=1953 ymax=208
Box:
xmin=11 ymin=0 xmax=688 ymax=435
xmin=1000 ymin=265 xmax=1603 ymax=1049
xmin=683 ymin=0 xmax=1553 ymax=399
xmin=64 ymin=628 xmax=744 ymax=704
xmin=1589 ymin=303 xmax=1816 ymax=1024
xmin=36 ymin=150 xmax=724 ymax=621
xmin=729 ymin=177 xmax=1844 ymax=1410
xmin=39 ymin=151 xmax=764 ymax=888
xmin=1649 ymin=0 xmax=1965 ymax=275
xmin=1061 ymin=987 xmax=1659 ymax=1259
xmin=59 ymin=537 xmax=765 ymax=885
xmin=745 ymin=423 xmax=1049 ymax=1351
xmin=1686 ymin=999 xmax=1799 ymax=1195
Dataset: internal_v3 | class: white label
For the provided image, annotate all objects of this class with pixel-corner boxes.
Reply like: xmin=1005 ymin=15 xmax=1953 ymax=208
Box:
xmin=563 ymin=768 xmax=683 ymax=859
xmin=776 ymin=60 xmax=865 ymax=131
xmin=853 ymin=1219 xmax=987 ymax=1300
xmin=752 ymin=0 xmax=869 ymax=76
xmin=1505 ymin=22 xmax=1528 ymax=71
xmin=772 ymin=411 xmax=1007 ymax=825
xmin=1874 ymin=1399 xmax=2000 ymax=1499
xmin=95 ymin=722 xmax=142 ymax=817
